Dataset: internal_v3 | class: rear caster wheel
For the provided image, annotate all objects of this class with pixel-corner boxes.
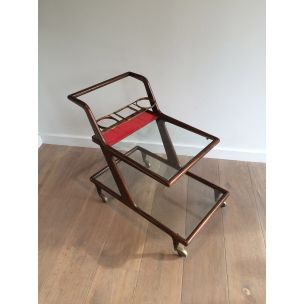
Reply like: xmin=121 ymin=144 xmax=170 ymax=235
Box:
xmin=176 ymin=247 xmax=188 ymax=257
xmin=99 ymin=192 xmax=108 ymax=203
xmin=141 ymin=153 xmax=151 ymax=168
xmin=221 ymin=201 xmax=227 ymax=208
xmin=96 ymin=188 xmax=108 ymax=203
xmin=143 ymin=159 xmax=151 ymax=168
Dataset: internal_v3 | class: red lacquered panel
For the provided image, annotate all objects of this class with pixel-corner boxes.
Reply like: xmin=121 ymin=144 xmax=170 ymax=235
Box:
xmin=102 ymin=112 xmax=158 ymax=146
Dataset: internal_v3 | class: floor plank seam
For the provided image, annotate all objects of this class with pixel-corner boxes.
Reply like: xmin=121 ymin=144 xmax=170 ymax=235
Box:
xmin=130 ymin=224 xmax=148 ymax=304
xmin=81 ymin=234 xmax=109 ymax=303
xmin=75 ymin=188 xmax=107 ymax=304
xmin=247 ymin=163 xmax=266 ymax=247
xmin=82 ymin=199 xmax=119 ymax=304
xmin=39 ymin=193 xmax=90 ymax=293
xmin=221 ymin=211 xmax=231 ymax=304
xmin=39 ymin=146 xmax=266 ymax=304
xmin=131 ymin=182 xmax=159 ymax=304
xmin=218 ymin=161 xmax=231 ymax=304
xmin=179 ymin=257 xmax=185 ymax=304
xmin=39 ymin=186 xmax=94 ymax=301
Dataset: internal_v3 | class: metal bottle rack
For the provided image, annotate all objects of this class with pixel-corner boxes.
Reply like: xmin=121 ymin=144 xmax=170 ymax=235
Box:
xmin=68 ymin=72 xmax=229 ymax=257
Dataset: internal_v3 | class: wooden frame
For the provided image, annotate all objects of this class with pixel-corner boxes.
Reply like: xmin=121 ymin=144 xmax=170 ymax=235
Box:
xmin=68 ymin=72 xmax=230 ymax=257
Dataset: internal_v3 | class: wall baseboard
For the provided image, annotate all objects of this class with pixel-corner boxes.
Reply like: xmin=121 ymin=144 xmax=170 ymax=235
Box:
xmin=40 ymin=133 xmax=266 ymax=163
xmin=38 ymin=135 xmax=43 ymax=148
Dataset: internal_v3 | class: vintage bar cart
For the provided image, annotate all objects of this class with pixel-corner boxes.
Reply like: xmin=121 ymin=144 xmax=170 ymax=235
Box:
xmin=68 ymin=72 xmax=229 ymax=257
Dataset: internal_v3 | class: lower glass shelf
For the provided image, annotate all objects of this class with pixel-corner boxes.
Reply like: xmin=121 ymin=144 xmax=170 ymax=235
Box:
xmin=94 ymin=152 xmax=227 ymax=241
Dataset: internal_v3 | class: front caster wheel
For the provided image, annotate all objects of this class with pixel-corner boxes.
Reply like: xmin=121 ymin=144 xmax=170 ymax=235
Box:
xmin=173 ymin=241 xmax=188 ymax=258
xmin=176 ymin=247 xmax=188 ymax=257
xmin=96 ymin=188 xmax=108 ymax=203
xmin=221 ymin=201 xmax=227 ymax=208
xmin=99 ymin=192 xmax=108 ymax=203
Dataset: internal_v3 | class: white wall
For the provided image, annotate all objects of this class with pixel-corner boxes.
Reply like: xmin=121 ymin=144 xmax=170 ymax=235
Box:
xmin=39 ymin=0 xmax=265 ymax=162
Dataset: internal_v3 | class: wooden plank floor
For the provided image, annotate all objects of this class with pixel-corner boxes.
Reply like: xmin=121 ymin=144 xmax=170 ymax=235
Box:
xmin=39 ymin=144 xmax=266 ymax=304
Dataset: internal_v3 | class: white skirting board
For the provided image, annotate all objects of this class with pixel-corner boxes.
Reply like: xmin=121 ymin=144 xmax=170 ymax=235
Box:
xmin=38 ymin=135 xmax=43 ymax=148
xmin=40 ymin=133 xmax=266 ymax=163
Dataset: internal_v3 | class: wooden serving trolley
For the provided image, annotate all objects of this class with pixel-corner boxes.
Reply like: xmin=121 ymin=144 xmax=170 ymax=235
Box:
xmin=68 ymin=72 xmax=229 ymax=257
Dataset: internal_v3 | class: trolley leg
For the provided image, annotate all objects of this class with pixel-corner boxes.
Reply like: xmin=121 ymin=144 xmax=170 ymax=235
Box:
xmin=173 ymin=239 xmax=188 ymax=258
xmin=156 ymin=120 xmax=180 ymax=168
xmin=95 ymin=185 xmax=108 ymax=203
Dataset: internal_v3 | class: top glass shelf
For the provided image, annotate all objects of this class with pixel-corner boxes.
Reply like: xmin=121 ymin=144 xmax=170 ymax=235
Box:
xmin=98 ymin=113 xmax=219 ymax=186
xmin=69 ymin=73 xmax=219 ymax=187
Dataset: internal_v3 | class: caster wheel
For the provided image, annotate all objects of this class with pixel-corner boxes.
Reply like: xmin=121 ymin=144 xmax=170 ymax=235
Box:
xmin=221 ymin=201 xmax=227 ymax=208
xmin=174 ymin=243 xmax=188 ymax=258
xmin=141 ymin=153 xmax=151 ymax=168
xmin=144 ymin=160 xmax=151 ymax=168
xmin=98 ymin=191 xmax=108 ymax=203
xmin=176 ymin=247 xmax=188 ymax=258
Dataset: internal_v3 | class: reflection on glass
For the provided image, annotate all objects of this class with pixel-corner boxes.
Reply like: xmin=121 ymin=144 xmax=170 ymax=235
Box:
xmin=112 ymin=119 xmax=212 ymax=181
xmin=96 ymin=158 xmax=223 ymax=239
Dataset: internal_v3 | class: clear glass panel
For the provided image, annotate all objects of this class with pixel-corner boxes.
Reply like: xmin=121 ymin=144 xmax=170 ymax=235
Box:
xmin=95 ymin=156 xmax=223 ymax=239
xmin=112 ymin=119 xmax=212 ymax=181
